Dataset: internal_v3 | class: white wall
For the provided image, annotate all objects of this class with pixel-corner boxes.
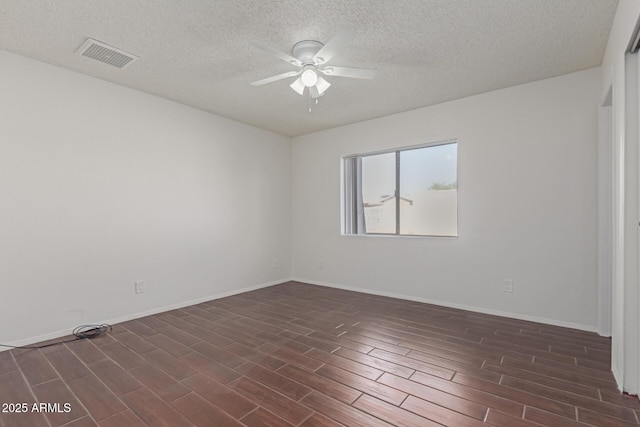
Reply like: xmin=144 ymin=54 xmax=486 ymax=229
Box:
xmin=0 ymin=50 xmax=291 ymax=346
xmin=600 ymin=0 xmax=640 ymax=395
xmin=292 ymin=68 xmax=600 ymax=331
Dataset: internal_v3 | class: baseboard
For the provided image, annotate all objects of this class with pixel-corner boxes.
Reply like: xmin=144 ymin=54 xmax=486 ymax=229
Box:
xmin=3 ymin=276 xmax=598 ymax=352
xmin=291 ymin=277 xmax=598 ymax=333
xmin=0 ymin=278 xmax=291 ymax=352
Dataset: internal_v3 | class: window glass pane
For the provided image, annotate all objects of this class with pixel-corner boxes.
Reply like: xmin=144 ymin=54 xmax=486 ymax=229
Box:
xmin=399 ymin=143 xmax=457 ymax=236
xmin=361 ymin=152 xmax=396 ymax=234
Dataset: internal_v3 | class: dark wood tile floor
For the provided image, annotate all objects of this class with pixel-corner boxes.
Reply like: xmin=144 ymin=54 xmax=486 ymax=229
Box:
xmin=1 ymin=281 xmax=638 ymax=426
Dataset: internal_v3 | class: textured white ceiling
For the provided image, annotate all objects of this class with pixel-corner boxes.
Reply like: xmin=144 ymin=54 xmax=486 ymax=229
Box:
xmin=0 ymin=0 xmax=618 ymax=136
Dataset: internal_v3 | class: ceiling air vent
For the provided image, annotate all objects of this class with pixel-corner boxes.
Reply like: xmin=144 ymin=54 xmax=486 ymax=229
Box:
xmin=76 ymin=38 xmax=138 ymax=69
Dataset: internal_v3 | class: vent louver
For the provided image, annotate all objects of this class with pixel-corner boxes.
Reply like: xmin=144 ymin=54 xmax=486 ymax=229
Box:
xmin=76 ymin=39 xmax=138 ymax=69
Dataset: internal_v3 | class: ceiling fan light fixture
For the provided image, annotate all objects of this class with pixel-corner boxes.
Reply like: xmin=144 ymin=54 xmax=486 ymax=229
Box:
xmin=316 ymin=75 xmax=331 ymax=95
xmin=290 ymin=77 xmax=305 ymax=95
xmin=301 ymin=68 xmax=318 ymax=87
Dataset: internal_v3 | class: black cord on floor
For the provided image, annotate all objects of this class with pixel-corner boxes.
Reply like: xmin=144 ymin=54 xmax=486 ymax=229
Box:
xmin=0 ymin=324 xmax=112 ymax=349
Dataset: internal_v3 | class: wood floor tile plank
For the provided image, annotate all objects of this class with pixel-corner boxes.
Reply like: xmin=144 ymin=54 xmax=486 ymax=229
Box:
xmin=205 ymin=324 xmax=265 ymax=349
xmin=485 ymin=409 xmax=542 ymax=427
xmin=367 ymin=348 xmax=455 ymax=380
xmin=341 ymin=332 xmax=411 ymax=355
xmin=230 ymin=377 xmax=312 ymax=425
xmin=301 ymin=391 xmax=393 ymax=427
xmin=98 ymin=342 xmax=146 ymax=370
xmin=89 ymin=360 xmax=143 ymax=396
xmin=144 ymin=333 xmax=192 ymax=357
xmin=240 ymin=407 xmax=294 ymax=427
xmin=333 ymin=347 xmax=414 ymax=378
xmin=98 ymin=410 xmax=147 ymax=427
xmin=0 ymin=351 xmax=17 ymax=375
xmin=452 ymin=372 xmax=577 ymax=418
xmin=31 ymin=378 xmax=86 ymax=426
xmin=235 ymin=362 xmax=312 ymax=401
xmin=66 ymin=374 xmax=126 ymax=421
xmin=66 ymin=416 xmax=98 ymax=426
xmin=500 ymin=375 xmax=637 ymax=423
xmin=317 ymin=364 xmax=407 ymax=406
xmin=502 ymin=358 xmax=613 ymax=392
xmin=155 ymin=324 xmax=202 ymax=347
xmin=401 ymin=338 xmax=501 ymax=366
xmin=299 ymin=413 xmax=344 ymax=427
xmin=136 ymin=315 xmax=170 ymax=331
xmin=189 ymin=342 xmax=246 ymax=369
xmin=172 ymin=392 xmax=244 ymax=427
xmin=343 ymin=326 xmax=402 ymax=346
xmin=107 ymin=324 xmax=129 ymax=335
xmin=181 ymin=373 xmax=256 ymax=419
xmin=577 ymin=358 xmax=611 ymax=371
xmin=129 ymin=363 xmax=191 ymax=402
xmin=224 ymin=342 xmax=286 ymax=371
xmin=474 ymin=338 xmax=572 ymax=364
xmin=482 ymin=360 xmax=600 ymax=398
xmin=278 ymin=331 xmax=341 ymax=353
xmin=401 ymin=395 xmax=487 ymax=427
xmin=162 ymin=316 xmax=235 ymax=347
xmin=66 ymin=340 xmax=108 ymax=365
xmin=306 ymin=331 xmax=375 ymax=355
xmin=13 ymin=349 xmax=58 ymax=386
xmin=120 ymin=320 xmax=158 ymax=337
xmin=0 ymin=371 xmax=48 ymax=427
xmin=44 ymin=346 xmax=91 ymax=382
xmin=305 ymin=348 xmax=384 ymax=381
xmin=121 ymin=387 xmax=192 ymax=427
xmin=362 ymin=323 xmax=450 ymax=345
xmin=533 ymin=357 xmax=617 ymax=385
xmin=277 ymin=364 xmax=361 ymax=404
xmin=257 ymin=343 xmax=325 ymax=372
xmin=85 ymin=334 xmax=117 ymax=348
xmin=179 ymin=352 xmax=242 ymax=384
xmin=378 ymin=373 xmax=487 ymax=420
xmin=231 ymin=316 xmax=288 ymax=336
xmin=523 ymin=407 xmax=585 ymax=426
xmin=404 ymin=348 xmax=499 ymax=380
xmin=519 ymin=329 xmax=611 ymax=351
xmin=255 ymin=331 xmax=314 ymax=354
xmin=352 ymin=393 xmax=441 ymax=427
xmin=142 ymin=349 xmax=197 ymax=381
xmin=182 ymin=306 xmax=226 ymax=323
xmin=577 ymin=407 xmax=640 ymax=427
xmin=409 ymin=371 xmax=523 ymax=417
xmin=113 ymin=332 xmax=156 ymax=354
xmin=599 ymin=390 xmax=640 ymax=409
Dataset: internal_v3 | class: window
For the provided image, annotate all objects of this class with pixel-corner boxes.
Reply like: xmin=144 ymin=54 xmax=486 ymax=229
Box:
xmin=342 ymin=141 xmax=457 ymax=237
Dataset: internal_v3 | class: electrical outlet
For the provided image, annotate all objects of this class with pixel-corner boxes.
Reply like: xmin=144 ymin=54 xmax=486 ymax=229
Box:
xmin=317 ymin=259 xmax=324 ymax=270
xmin=272 ymin=258 xmax=279 ymax=269
xmin=135 ymin=280 xmax=145 ymax=294
xmin=504 ymin=279 xmax=514 ymax=293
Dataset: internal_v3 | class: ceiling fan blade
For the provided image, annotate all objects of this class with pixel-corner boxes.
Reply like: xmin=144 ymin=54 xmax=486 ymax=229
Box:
xmin=320 ymin=66 xmax=377 ymax=79
xmin=250 ymin=70 xmax=301 ymax=86
xmin=290 ymin=77 xmax=305 ymax=95
xmin=315 ymin=76 xmax=331 ymax=95
xmin=251 ymin=40 xmax=302 ymax=67
xmin=312 ymin=30 xmax=353 ymax=65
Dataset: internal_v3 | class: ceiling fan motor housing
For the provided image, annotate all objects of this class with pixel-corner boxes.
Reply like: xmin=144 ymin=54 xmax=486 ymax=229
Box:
xmin=292 ymin=40 xmax=324 ymax=64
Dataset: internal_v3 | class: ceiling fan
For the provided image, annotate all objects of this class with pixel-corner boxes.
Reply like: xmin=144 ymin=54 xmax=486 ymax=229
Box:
xmin=250 ymin=30 xmax=377 ymax=103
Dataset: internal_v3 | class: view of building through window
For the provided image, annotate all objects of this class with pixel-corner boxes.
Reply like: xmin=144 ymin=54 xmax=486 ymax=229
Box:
xmin=344 ymin=141 xmax=457 ymax=236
